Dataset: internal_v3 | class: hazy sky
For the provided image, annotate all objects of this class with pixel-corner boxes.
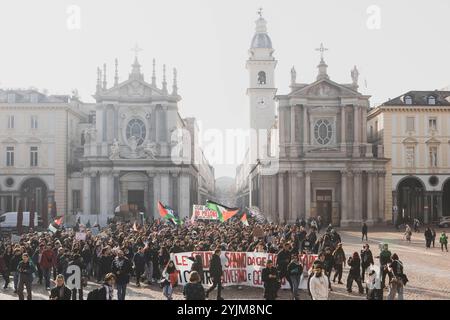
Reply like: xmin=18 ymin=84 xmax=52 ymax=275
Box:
xmin=1 ymin=0 xmax=449 ymax=178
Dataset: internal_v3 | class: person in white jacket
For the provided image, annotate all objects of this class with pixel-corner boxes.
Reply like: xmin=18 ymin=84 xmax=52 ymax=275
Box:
xmin=309 ymin=264 xmax=329 ymax=300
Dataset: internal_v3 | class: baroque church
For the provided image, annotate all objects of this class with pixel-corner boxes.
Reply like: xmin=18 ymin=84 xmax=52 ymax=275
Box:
xmin=236 ymin=12 xmax=388 ymax=226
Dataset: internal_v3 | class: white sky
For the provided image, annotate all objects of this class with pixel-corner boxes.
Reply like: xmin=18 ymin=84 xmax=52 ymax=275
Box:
xmin=1 ymin=0 xmax=449 ymax=178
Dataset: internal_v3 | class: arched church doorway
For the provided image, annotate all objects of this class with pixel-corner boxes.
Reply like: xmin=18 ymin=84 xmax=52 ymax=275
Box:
xmin=20 ymin=177 xmax=48 ymax=226
xmin=443 ymin=179 xmax=450 ymax=217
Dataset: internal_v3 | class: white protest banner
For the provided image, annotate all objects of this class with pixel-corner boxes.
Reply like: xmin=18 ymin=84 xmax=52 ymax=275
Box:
xmin=171 ymin=251 xmax=318 ymax=290
xmin=11 ymin=235 xmax=21 ymax=243
xmin=75 ymin=232 xmax=86 ymax=241
xmin=192 ymin=205 xmax=220 ymax=221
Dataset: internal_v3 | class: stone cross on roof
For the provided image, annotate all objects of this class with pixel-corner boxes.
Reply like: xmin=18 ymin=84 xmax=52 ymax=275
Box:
xmin=131 ymin=43 xmax=143 ymax=59
xmin=315 ymin=43 xmax=329 ymax=61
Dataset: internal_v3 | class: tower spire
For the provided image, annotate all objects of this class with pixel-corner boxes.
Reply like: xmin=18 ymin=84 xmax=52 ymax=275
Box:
xmin=162 ymin=64 xmax=167 ymax=94
xmin=96 ymin=67 xmax=102 ymax=92
xmin=152 ymin=58 xmax=156 ymax=87
xmin=129 ymin=43 xmax=143 ymax=80
xmin=172 ymin=67 xmax=178 ymax=95
xmin=102 ymin=63 xmax=107 ymax=89
xmin=114 ymin=58 xmax=119 ymax=86
xmin=315 ymin=43 xmax=329 ymax=80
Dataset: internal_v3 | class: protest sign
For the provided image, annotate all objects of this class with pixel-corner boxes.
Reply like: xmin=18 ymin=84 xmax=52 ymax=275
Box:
xmin=75 ymin=232 xmax=86 ymax=241
xmin=192 ymin=205 xmax=220 ymax=221
xmin=11 ymin=234 xmax=21 ymax=243
xmin=171 ymin=251 xmax=318 ymax=290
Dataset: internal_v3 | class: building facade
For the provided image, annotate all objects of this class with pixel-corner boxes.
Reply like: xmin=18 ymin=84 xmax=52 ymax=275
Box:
xmin=237 ymin=14 xmax=388 ymax=226
xmin=0 ymin=56 xmax=215 ymax=226
xmin=368 ymin=91 xmax=450 ymax=224
xmin=0 ymin=89 xmax=86 ymax=220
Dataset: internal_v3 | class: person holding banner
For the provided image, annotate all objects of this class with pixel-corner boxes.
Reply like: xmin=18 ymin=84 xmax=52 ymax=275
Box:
xmin=205 ymin=248 xmax=224 ymax=300
xmin=262 ymin=260 xmax=280 ymax=300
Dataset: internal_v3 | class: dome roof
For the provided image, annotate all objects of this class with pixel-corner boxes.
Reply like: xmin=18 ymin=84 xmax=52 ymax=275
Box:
xmin=250 ymin=17 xmax=272 ymax=49
xmin=251 ymin=33 xmax=272 ymax=49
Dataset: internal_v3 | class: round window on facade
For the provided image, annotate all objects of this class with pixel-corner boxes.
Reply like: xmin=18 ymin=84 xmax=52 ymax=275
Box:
xmin=126 ymin=118 xmax=146 ymax=146
xmin=314 ymin=119 xmax=333 ymax=145
xmin=429 ymin=176 xmax=439 ymax=187
xmin=5 ymin=177 xmax=14 ymax=187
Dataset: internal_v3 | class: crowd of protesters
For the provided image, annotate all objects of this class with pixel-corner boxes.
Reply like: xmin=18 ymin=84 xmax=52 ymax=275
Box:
xmin=0 ymin=214 xmax=416 ymax=301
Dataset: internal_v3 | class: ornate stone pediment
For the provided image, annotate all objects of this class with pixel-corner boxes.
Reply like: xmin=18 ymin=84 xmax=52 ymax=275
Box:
xmin=402 ymin=137 xmax=418 ymax=145
xmin=425 ymin=137 xmax=441 ymax=145
xmin=96 ymin=78 xmax=165 ymax=101
xmin=289 ymin=79 xmax=360 ymax=98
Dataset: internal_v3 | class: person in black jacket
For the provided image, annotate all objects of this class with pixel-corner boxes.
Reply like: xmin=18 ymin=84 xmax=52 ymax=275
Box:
xmin=346 ymin=252 xmax=364 ymax=294
xmin=189 ymin=255 xmax=204 ymax=282
xmin=261 ymin=260 xmax=280 ymax=300
xmin=287 ymin=254 xmax=303 ymax=300
xmin=276 ymin=243 xmax=291 ymax=286
xmin=183 ymin=271 xmax=205 ymax=300
xmin=17 ymin=253 xmax=37 ymax=300
xmin=87 ymin=273 xmax=116 ymax=300
xmin=49 ymin=274 xmax=72 ymax=300
xmin=133 ymin=247 xmax=146 ymax=287
xmin=360 ymin=244 xmax=374 ymax=282
xmin=111 ymin=249 xmax=133 ymax=300
xmin=362 ymin=223 xmax=368 ymax=242
xmin=424 ymin=227 xmax=433 ymax=249
xmin=98 ymin=248 xmax=113 ymax=283
xmin=205 ymin=248 xmax=223 ymax=300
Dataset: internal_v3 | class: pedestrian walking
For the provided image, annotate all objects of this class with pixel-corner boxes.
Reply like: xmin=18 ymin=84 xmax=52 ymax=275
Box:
xmin=332 ymin=243 xmax=346 ymax=284
xmin=377 ymin=243 xmax=392 ymax=289
xmin=161 ymin=260 xmax=177 ymax=300
xmin=309 ymin=262 xmax=329 ymax=300
xmin=16 ymin=253 xmax=36 ymax=300
xmin=360 ymin=244 xmax=374 ymax=282
xmin=111 ymin=249 xmax=132 ymax=300
xmin=87 ymin=273 xmax=116 ymax=300
xmin=387 ymin=254 xmax=408 ymax=300
xmin=365 ymin=266 xmax=383 ymax=300
xmin=0 ymin=250 xmax=9 ymax=290
xmin=261 ymin=260 xmax=280 ymax=300
xmin=424 ymin=227 xmax=433 ymax=249
xmin=133 ymin=247 xmax=146 ymax=287
xmin=431 ymin=228 xmax=436 ymax=248
xmin=205 ymin=248 xmax=223 ymax=300
xmin=49 ymin=274 xmax=72 ymax=300
xmin=440 ymin=231 xmax=448 ymax=252
xmin=362 ymin=222 xmax=368 ymax=242
xmin=287 ymin=254 xmax=303 ymax=300
xmin=346 ymin=252 xmax=364 ymax=294
xmin=404 ymin=225 xmax=412 ymax=243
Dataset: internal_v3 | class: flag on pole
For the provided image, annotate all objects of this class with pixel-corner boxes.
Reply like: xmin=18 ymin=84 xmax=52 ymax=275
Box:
xmin=48 ymin=216 xmax=64 ymax=233
xmin=240 ymin=212 xmax=249 ymax=227
xmin=157 ymin=201 xmax=182 ymax=225
xmin=206 ymin=200 xmax=239 ymax=222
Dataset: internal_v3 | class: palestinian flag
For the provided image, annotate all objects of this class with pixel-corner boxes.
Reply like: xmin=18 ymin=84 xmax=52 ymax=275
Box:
xmin=48 ymin=216 xmax=64 ymax=233
xmin=158 ymin=201 xmax=182 ymax=225
xmin=240 ymin=212 xmax=249 ymax=227
xmin=206 ymin=200 xmax=239 ymax=222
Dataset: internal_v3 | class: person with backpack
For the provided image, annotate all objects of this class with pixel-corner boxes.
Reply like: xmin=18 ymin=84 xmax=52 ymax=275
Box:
xmin=387 ymin=253 xmax=407 ymax=300
xmin=87 ymin=273 xmax=116 ymax=300
xmin=287 ymin=254 xmax=303 ymax=300
xmin=183 ymin=271 xmax=205 ymax=300
xmin=440 ymin=231 xmax=448 ymax=252
xmin=111 ymin=249 xmax=133 ymax=300
xmin=16 ymin=252 xmax=37 ymax=300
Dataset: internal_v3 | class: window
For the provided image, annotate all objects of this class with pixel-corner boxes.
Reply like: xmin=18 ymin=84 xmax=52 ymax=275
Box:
xmin=429 ymin=146 xmax=438 ymax=167
xmin=6 ymin=147 xmax=14 ymax=166
xmin=369 ymin=125 xmax=373 ymax=139
xmin=405 ymin=146 xmax=415 ymax=167
xmin=72 ymin=190 xmax=82 ymax=211
xmin=404 ymin=95 xmax=413 ymax=105
xmin=30 ymin=146 xmax=38 ymax=167
xmin=406 ymin=117 xmax=415 ymax=132
xmin=257 ymin=71 xmax=266 ymax=85
xmin=126 ymin=118 xmax=146 ymax=146
xmin=31 ymin=115 xmax=38 ymax=129
xmin=7 ymin=115 xmax=14 ymax=129
xmin=429 ymin=118 xmax=437 ymax=131
xmin=314 ymin=119 xmax=333 ymax=145
xmin=427 ymin=96 xmax=436 ymax=105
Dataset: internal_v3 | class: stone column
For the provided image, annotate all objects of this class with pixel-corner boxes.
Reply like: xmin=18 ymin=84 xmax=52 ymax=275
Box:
xmin=113 ymin=172 xmax=120 ymax=209
xmin=99 ymin=171 xmax=112 ymax=225
xmin=90 ymin=172 xmax=97 ymax=215
xmin=353 ymin=106 xmax=360 ymax=157
xmin=297 ymin=172 xmax=305 ymax=219
xmin=361 ymin=107 xmax=368 ymax=143
xmin=153 ymin=173 xmax=161 ymax=218
xmin=160 ymin=172 xmax=170 ymax=205
xmin=377 ymin=171 xmax=385 ymax=222
xmin=303 ymin=106 xmax=308 ymax=154
xmin=289 ymin=172 xmax=298 ymax=222
xmin=146 ymin=172 xmax=154 ymax=220
xmin=305 ymin=170 xmax=312 ymax=218
xmin=278 ymin=173 xmax=285 ymax=223
xmin=290 ymin=106 xmax=298 ymax=157
xmin=82 ymin=172 xmax=91 ymax=215
xmin=279 ymin=108 xmax=286 ymax=158
xmin=367 ymin=171 xmax=374 ymax=225
xmin=353 ymin=170 xmax=362 ymax=222
xmin=340 ymin=107 xmax=346 ymax=152
xmin=179 ymin=173 xmax=190 ymax=219
xmin=340 ymin=170 xmax=349 ymax=226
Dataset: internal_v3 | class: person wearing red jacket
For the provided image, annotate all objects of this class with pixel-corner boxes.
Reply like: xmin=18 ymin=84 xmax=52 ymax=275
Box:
xmin=40 ymin=245 xmax=56 ymax=290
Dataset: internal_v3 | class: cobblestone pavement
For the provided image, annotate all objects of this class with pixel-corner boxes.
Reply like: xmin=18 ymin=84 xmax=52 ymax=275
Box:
xmin=0 ymin=227 xmax=448 ymax=300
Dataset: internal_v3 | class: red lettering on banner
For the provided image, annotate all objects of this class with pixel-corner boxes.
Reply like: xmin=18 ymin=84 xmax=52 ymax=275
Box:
xmin=225 ymin=252 xmax=246 ymax=268
xmin=253 ymin=270 xmax=262 ymax=285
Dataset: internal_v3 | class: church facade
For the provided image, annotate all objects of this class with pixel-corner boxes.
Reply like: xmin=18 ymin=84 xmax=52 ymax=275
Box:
xmin=237 ymin=13 xmax=388 ymax=226
xmin=0 ymin=55 xmax=215 ymax=226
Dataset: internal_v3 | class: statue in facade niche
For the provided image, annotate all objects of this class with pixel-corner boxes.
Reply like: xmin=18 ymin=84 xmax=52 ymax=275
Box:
xmin=110 ymin=139 xmax=120 ymax=159
xmin=129 ymin=136 xmax=138 ymax=154
xmin=144 ymin=141 xmax=158 ymax=159
xmin=351 ymin=66 xmax=359 ymax=86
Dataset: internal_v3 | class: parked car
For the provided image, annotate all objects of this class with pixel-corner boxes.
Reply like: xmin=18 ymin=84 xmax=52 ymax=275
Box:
xmin=438 ymin=216 xmax=450 ymax=228
xmin=0 ymin=212 xmax=40 ymax=229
